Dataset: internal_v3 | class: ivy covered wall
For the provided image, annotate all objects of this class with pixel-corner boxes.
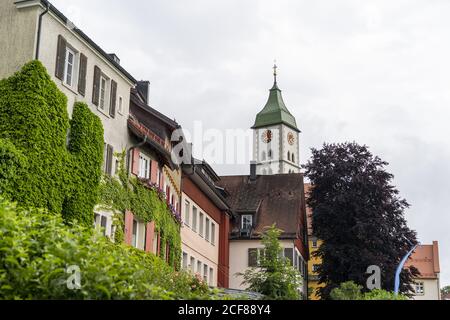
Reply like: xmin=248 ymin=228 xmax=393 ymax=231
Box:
xmin=99 ymin=152 xmax=182 ymax=268
xmin=0 ymin=61 xmax=104 ymax=227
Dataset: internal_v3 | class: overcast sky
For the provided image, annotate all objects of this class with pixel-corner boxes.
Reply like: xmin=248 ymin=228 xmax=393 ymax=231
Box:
xmin=52 ymin=0 xmax=450 ymax=288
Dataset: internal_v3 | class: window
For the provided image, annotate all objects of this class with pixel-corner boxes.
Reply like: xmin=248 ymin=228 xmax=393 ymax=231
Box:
xmin=203 ymin=264 xmax=208 ymax=283
xmin=184 ymin=201 xmax=190 ymax=226
xmin=99 ymin=75 xmax=108 ymax=110
xmin=211 ymin=223 xmax=215 ymax=245
xmin=152 ymin=232 xmax=158 ymax=254
xmin=118 ymin=96 xmax=123 ymax=114
xmin=241 ymin=215 xmax=253 ymax=230
xmin=138 ymin=154 xmax=150 ymax=179
xmin=64 ymin=47 xmax=75 ymax=86
xmin=132 ymin=219 xmax=138 ymax=248
xmin=268 ymin=149 xmax=273 ymax=159
xmin=312 ymin=240 xmax=318 ymax=248
xmin=197 ymin=261 xmax=202 ymax=275
xmin=284 ymin=248 xmax=294 ymax=265
xmin=248 ymin=248 xmax=265 ymax=267
xmin=415 ymin=282 xmax=425 ymax=295
xmin=205 ymin=218 xmax=210 ymax=242
xmin=190 ymin=257 xmax=195 ymax=273
xmin=94 ymin=212 xmax=113 ymax=238
xmin=199 ymin=212 xmax=204 ymax=237
xmin=192 ymin=206 xmax=197 ymax=232
xmin=182 ymin=252 xmax=188 ymax=270
xmin=104 ymin=143 xmax=114 ymax=176
xmin=287 ymin=151 xmax=291 ymax=161
xmin=209 ymin=268 xmax=214 ymax=286
xmin=292 ymin=154 xmax=295 ymax=163
xmin=312 ymin=264 xmax=320 ymax=273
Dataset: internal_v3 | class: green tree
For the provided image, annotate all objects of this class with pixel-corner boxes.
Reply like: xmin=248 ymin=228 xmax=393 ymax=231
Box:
xmin=238 ymin=225 xmax=302 ymax=300
xmin=303 ymin=142 xmax=419 ymax=299
xmin=441 ymin=285 xmax=450 ymax=296
xmin=330 ymin=281 xmax=407 ymax=300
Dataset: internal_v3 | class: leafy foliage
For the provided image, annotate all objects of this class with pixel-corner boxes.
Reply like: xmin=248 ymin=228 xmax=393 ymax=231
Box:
xmin=330 ymin=281 xmax=407 ymax=300
xmin=238 ymin=225 xmax=302 ymax=300
xmin=0 ymin=197 xmax=218 ymax=300
xmin=303 ymin=142 xmax=419 ymax=299
xmin=0 ymin=61 xmax=104 ymax=227
xmin=99 ymin=152 xmax=181 ymax=268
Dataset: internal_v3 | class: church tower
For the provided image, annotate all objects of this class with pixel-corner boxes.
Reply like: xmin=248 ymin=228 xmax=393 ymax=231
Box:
xmin=252 ymin=65 xmax=301 ymax=175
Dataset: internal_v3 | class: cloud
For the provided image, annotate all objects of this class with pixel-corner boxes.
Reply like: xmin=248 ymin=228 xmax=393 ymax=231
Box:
xmin=51 ymin=0 xmax=450 ymax=287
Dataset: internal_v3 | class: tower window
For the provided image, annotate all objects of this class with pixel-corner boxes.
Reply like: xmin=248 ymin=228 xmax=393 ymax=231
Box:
xmin=292 ymin=154 xmax=295 ymax=163
xmin=262 ymin=151 xmax=266 ymax=161
xmin=268 ymin=150 xmax=273 ymax=159
xmin=287 ymin=151 xmax=291 ymax=161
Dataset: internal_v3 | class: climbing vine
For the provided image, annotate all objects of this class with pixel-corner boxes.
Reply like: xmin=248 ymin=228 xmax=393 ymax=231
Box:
xmin=0 ymin=61 xmax=104 ymax=227
xmin=99 ymin=151 xmax=182 ymax=267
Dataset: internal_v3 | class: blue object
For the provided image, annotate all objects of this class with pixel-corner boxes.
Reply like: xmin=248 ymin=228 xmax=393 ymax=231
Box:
xmin=394 ymin=244 xmax=419 ymax=295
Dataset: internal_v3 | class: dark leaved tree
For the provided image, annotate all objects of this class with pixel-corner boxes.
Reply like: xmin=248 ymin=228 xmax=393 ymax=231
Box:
xmin=303 ymin=142 xmax=419 ymax=299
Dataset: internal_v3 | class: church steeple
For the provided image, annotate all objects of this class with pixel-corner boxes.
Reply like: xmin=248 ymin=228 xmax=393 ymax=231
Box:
xmin=252 ymin=64 xmax=301 ymax=175
xmin=252 ymin=65 xmax=300 ymax=133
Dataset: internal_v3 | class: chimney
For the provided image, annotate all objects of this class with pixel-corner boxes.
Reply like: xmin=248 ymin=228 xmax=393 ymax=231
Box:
xmin=109 ymin=53 xmax=120 ymax=65
xmin=250 ymin=161 xmax=257 ymax=182
xmin=137 ymin=81 xmax=150 ymax=105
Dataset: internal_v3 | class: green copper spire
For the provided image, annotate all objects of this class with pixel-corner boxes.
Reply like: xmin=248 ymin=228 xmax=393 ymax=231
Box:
xmin=252 ymin=64 xmax=300 ymax=132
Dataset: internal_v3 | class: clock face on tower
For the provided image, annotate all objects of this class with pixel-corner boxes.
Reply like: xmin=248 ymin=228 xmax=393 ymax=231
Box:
xmin=261 ymin=130 xmax=273 ymax=143
xmin=287 ymin=132 xmax=295 ymax=146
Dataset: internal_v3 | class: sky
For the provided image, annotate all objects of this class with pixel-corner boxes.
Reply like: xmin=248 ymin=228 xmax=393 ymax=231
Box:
xmin=51 ymin=0 xmax=450 ymax=288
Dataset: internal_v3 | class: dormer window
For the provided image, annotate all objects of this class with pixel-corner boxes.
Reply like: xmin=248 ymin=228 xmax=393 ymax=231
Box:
xmin=241 ymin=214 xmax=253 ymax=230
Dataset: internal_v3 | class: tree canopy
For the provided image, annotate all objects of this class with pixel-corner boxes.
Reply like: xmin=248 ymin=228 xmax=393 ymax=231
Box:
xmin=304 ymin=142 xmax=419 ymax=299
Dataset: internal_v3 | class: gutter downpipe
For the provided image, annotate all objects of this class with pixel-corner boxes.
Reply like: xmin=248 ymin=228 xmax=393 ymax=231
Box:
xmin=35 ymin=1 xmax=50 ymax=60
xmin=394 ymin=243 xmax=419 ymax=295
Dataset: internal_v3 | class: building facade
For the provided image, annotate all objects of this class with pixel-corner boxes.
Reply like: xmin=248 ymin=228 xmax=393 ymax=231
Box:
xmin=304 ymin=184 xmax=325 ymax=300
xmin=181 ymin=159 xmax=231 ymax=288
xmin=0 ymin=0 xmax=139 ymax=236
xmin=405 ymin=242 xmax=441 ymax=300
xmin=218 ymin=170 xmax=309 ymax=296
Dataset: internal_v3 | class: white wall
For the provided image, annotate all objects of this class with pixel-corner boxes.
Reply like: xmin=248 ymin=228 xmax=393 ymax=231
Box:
xmin=38 ymin=10 xmax=134 ymax=167
xmin=410 ymin=278 xmax=441 ymax=300
xmin=0 ymin=0 xmax=38 ymax=79
xmin=253 ymin=124 xmax=301 ymax=175
xmin=181 ymin=192 xmax=219 ymax=286
xmin=229 ymin=239 xmax=305 ymax=291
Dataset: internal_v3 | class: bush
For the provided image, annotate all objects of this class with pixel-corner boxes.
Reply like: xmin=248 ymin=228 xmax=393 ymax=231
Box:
xmin=330 ymin=281 xmax=407 ymax=300
xmin=0 ymin=197 xmax=217 ymax=300
xmin=0 ymin=61 xmax=104 ymax=227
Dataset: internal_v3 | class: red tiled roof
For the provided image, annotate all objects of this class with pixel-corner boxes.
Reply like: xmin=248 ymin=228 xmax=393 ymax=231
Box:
xmin=404 ymin=242 xmax=440 ymax=279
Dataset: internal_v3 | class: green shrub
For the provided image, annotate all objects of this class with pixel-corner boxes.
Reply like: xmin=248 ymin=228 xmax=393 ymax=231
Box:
xmin=0 ymin=197 xmax=216 ymax=300
xmin=0 ymin=61 xmax=104 ymax=227
xmin=330 ymin=281 xmax=408 ymax=300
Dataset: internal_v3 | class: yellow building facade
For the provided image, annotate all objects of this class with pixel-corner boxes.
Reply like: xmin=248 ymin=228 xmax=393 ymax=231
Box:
xmin=305 ymin=183 xmax=325 ymax=300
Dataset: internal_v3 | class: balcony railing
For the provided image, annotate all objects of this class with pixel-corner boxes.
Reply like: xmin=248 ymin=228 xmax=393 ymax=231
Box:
xmin=128 ymin=114 xmax=170 ymax=152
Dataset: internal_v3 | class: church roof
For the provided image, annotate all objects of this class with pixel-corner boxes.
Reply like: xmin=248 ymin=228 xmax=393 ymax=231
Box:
xmin=252 ymin=78 xmax=300 ymax=132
